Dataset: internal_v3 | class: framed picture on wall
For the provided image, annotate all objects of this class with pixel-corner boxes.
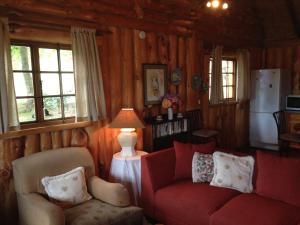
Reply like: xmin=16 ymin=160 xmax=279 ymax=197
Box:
xmin=143 ymin=64 xmax=167 ymax=105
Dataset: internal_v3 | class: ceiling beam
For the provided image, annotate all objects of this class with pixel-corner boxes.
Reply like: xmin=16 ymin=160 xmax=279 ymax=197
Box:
xmin=285 ymin=0 xmax=300 ymax=38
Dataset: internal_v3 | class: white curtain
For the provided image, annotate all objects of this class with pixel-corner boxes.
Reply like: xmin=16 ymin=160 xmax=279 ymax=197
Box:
xmin=210 ymin=46 xmax=223 ymax=104
xmin=237 ymin=49 xmax=250 ymax=101
xmin=71 ymin=27 xmax=106 ymax=121
xmin=0 ymin=18 xmax=19 ymax=133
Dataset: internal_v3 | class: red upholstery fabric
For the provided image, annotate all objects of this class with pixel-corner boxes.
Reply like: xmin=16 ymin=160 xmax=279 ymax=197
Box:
xmin=174 ymin=141 xmax=215 ymax=180
xmin=256 ymin=151 xmax=300 ymax=207
xmin=210 ymin=194 xmax=300 ymax=225
xmin=141 ymin=148 xmax=175 ymax=217
xmin=154 ymin=180 xmax=240 ymax=225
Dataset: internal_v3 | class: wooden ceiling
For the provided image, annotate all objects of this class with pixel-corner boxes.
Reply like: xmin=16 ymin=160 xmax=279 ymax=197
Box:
xmin=0 ymin=0 xmax=299 ymax=47
xmin=254 ymin=0 xmax=300 ymax=45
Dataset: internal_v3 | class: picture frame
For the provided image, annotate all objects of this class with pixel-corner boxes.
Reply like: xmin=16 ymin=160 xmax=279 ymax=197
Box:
xmin=143 ymin=64 xmax=167 ymax=105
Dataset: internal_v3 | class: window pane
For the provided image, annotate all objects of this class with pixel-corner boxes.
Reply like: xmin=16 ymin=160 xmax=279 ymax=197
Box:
xmin=39 ymin=48 xmax=58 ymax=71
xmin=41 ymin=73 xmax=60 ymax=96
xmin=228 ymin=87 xmax=233 ymax=98
xmin=223 ymin=87 xmax=228 ymax=99
xmin=16 ymin=98 xmax=36 ymax=122
xmin=222 ymin=60 xmax=228 ymax=73
xmin=227 ymin=61 xmax=233 ymax=72
xmin=62 ymin=73 xmax=75 ymax=94
xmin=63 ymin=96 xmax=76 ymax=117
xmin=222 ymin=73 xmax=233 ymax=86
xmin=227 ymin=74 xmax=233 ymax=85
xmin=209 ymin=60 xmax=212 ymax=73
xmin=13 ymin=72 xmax=34 ymax=97
xmin=11 ymin=46 xmax=32 ymax=71
xmin=222 ymin=73 xmax=228 ymax=86
xmin=43 ymin=97 xmax=62 ymax=120
xmin=223 ymin=86 xmax=234 ymax=99
xmin=60 ymin=50 xmax=73 ymax=72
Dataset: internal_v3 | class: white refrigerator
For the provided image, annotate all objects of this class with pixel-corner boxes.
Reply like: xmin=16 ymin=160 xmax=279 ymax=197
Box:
xmin=249 ymin=69 xmax=291 ymax=150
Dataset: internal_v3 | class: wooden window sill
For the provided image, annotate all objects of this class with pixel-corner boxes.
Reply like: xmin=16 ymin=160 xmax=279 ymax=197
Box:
xmin=209 ymin=101 xmax=238 ymax=107
xmin=0 ymin=120 xmax=94 ymax=139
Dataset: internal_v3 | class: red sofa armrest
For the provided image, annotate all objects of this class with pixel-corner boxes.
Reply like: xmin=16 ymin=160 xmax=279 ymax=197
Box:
xmin=141 ymin=148 xmax=175 ymax=217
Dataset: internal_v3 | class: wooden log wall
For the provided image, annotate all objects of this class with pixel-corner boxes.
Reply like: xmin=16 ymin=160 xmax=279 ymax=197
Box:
xmin=97 ymin=26 xmax=203 ymax=168
xmin=261 ymin=44 xmax=300 ymax=94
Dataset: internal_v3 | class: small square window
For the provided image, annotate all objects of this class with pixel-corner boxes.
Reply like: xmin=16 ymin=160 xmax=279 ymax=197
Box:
xmin=208 ymin=58 xmax=236 ymax=102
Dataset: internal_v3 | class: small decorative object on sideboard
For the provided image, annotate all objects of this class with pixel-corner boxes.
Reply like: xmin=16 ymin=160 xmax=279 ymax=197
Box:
xmin=161 ymin=94 xmax=182 ymax=120
xmin=156 ymin=114 xmax=163 ymax=121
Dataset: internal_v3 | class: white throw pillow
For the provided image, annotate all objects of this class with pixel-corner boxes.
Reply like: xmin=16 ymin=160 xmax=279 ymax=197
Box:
xmin=210 ymin=152 xmax=254 ymax=193
xmin=41 ymin=167 xmax=92 ymax=205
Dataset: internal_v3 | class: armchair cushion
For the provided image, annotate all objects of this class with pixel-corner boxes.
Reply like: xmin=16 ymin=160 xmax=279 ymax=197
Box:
xmin=88 ymin=176 xmax=130 ymax=207
xmin=17 ymin=193 xmax=65 ymax=225
xmin=64 ymin=199 xmax=143 ymax=225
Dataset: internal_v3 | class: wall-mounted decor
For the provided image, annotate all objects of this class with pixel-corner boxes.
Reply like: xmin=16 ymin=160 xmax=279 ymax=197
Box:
xmin=143 ymin=64 xmax=167 ymax=105
xmin=192 ymin=74 xmax=202 ymax=90
xmin=171 ymin=68 xmax=183 ymax=85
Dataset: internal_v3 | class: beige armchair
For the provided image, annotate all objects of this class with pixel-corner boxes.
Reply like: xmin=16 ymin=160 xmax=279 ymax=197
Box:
xmin=12 ymin=147 xmax=143 ymax=225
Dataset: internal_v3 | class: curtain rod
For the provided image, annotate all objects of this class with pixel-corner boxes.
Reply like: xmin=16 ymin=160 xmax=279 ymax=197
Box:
xmin=8 ymin=21 xmax=105 ymax=36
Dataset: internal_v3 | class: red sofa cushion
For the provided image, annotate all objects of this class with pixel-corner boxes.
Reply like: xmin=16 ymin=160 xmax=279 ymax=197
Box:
xmin=210 ymin=194 xmax=300 ymax=225
xmin=154 ymin=180 xmax=240 ymax=225
xmin=256 ymin=151 xmax=300 ymax=207
xmin=174 ymin=141 xmax=215 ymax=180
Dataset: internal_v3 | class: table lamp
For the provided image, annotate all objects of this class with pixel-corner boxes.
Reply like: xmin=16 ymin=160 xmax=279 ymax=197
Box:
xmin=109 ymin=108 xmax=145 ymax=157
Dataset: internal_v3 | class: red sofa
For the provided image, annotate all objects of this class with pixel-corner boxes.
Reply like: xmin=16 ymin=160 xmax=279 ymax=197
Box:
xmin=141 ymin=148 xmax=300 ymax=225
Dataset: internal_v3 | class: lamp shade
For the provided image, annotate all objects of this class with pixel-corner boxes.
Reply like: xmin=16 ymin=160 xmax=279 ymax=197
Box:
xmin=109 ymin=108 xmax=145 ymax=129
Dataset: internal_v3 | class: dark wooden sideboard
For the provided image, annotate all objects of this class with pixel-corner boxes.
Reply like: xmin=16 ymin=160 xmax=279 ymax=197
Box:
xmin=143 ymin=114 xmax=190 ymax=152
xmin=286 ymin=111 xmax=300 ymax=149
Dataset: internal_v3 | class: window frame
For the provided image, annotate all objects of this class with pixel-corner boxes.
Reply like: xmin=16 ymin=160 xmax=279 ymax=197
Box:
xmin=11 ymin=40 xmax=76 ymax=127
xmin=208 ymin=56 xmax=237 ymax=103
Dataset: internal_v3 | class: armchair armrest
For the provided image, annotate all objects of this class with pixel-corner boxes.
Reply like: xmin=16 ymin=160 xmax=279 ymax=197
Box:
xmin=17 ymin=193 xmax=64 ymax=225
xmin=87 ymin=176 xmax=130 ymax=207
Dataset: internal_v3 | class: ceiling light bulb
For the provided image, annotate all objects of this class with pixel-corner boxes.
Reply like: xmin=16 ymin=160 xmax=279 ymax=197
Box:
xmin=206 ymin=1 xmax=212 ymax=8
xmin=212 ymin=0 xmax=220 ymax=8
xmin=222 ymin=2 xmax=229 ymax=9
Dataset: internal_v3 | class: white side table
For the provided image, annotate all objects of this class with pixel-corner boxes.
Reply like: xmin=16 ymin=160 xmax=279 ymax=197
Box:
xmin=109 ymin=150 xmax=148 ymax=205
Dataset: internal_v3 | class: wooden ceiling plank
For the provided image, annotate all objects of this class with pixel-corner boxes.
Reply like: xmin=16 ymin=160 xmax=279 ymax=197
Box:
xmin=285 ymin=0 xmax=300 ymax=38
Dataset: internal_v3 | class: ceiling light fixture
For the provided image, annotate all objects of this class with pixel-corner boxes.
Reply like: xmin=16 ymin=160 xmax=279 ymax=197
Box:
xmin=206 ymin=1 xmax=212 ymax=7
xmin=222 ymin=2 xmax=229 ymax=9
xmin=206 ymin=0 xmax=229 ymax=10
xmin=212 ymin=0 xmax=220 ymax=8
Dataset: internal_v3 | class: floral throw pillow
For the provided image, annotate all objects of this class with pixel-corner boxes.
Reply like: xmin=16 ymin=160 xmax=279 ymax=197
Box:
xmin=192 ymin=152 xmax=214 ymax=183
xmin=210 ymin=151 xmax=254 ymax=193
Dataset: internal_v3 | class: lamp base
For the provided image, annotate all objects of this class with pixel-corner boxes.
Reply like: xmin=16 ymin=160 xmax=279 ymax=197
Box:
xmin=118 ymin=130 xmax=137 ymax=157
xmin=120 ymin=147 xmax=136 ymax=157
